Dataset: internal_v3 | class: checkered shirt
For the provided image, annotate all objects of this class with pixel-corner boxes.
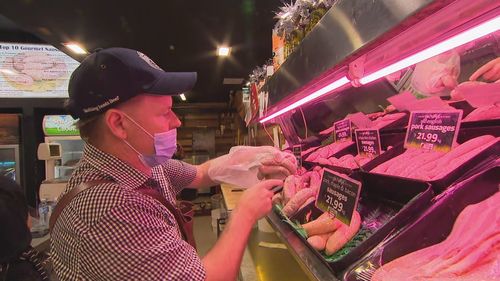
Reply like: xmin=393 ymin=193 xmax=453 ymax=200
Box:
xmin=50 ymin=143 xmax=206 ymax=280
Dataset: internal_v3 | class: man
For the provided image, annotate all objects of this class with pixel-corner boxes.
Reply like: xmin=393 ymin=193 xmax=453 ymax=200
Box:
xmin=51 ymin=48 xmax=295 ymax=280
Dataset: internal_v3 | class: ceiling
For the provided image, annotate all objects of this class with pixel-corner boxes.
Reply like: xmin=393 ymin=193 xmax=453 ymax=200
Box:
xmin=0 ymin=0 xmax=283 ymax=103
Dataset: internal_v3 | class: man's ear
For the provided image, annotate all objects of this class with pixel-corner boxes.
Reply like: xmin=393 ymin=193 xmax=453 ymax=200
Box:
xmin=104 ymin=109 xmax=128 ymax=140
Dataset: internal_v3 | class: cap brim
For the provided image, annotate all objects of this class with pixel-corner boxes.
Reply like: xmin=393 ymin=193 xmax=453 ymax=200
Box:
xmin=146 ymin=72 xmax=197 ymax=95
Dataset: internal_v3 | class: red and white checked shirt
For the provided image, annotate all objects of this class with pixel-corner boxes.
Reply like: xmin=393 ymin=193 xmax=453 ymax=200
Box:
xmin=51 ymin=143 xmax=206 ymax=280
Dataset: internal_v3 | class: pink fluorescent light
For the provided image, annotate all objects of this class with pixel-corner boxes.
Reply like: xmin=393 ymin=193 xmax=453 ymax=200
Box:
xmin=260 ymin=76 xmax=350 ymax=123
xmin=360 ymin=16 xmax=500 ymax=85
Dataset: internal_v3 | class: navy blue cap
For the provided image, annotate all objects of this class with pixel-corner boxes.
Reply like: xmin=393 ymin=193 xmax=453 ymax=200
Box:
xmin=66 ymin=47 xmax=197 ymax=119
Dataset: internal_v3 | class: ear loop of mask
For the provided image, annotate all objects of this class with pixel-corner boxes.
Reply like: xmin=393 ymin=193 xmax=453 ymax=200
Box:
xmin=120 ymin=112 xmax=153 ymax=163
xmin=121 ymin=112 xmax=155 ymax=139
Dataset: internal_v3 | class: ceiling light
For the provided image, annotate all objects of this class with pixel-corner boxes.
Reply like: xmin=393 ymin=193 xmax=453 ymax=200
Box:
xmin=260 ymin=76 xmax=350 ymax=123
xmin=63 ymin=42 xmax=88 ymax=55
xmin=180 ymin=93 xmax=187 ymax=101
xmin=360 ymin=15 xmax=500 ymax=85
xmin=217 ymin=46 xmax=231 ymax=57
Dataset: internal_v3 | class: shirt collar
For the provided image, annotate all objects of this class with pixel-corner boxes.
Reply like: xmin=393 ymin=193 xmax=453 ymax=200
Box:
xmin=82 ymin=143 xmax=149 ymax=190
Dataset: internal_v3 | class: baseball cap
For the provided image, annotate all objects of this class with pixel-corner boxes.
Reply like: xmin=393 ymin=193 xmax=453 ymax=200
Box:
xmin=66 ymin=47 xmax=197 ymax=119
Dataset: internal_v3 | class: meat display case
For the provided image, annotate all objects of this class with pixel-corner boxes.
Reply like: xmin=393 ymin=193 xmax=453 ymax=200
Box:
xmin=263 ymin=0 xmax=499 ymax=280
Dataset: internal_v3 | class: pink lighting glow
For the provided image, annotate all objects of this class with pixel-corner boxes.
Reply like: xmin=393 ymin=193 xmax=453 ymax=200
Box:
xmin=360 ymin=15 xmax=500 ymax=85
xmin=260 ymin=76 xmax=350 ymax=123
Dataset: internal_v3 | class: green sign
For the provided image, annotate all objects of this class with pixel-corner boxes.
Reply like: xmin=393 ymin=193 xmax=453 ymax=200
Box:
xmin=43 ymin=115 xmax=80 ymax=136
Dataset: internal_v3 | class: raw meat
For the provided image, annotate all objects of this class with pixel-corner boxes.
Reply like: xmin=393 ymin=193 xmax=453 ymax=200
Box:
xmin=302 ymin=212 xmax=343 ymax=236
xmin=371 ymin=135 xmax=498 ymax=180
xmin=305 ymin=141 xmax=354 ymax=162
xmin=307 ymin=232 xmax=333 ymax=251
xmin=282 ymin=188 xmax=316 ymax=217
xmin=372 ymin=192 xmax=500 ymax=281
xmin=463 ymin=104 xmax=500 ymax=122
xmin=325 ymin=211 xmax=362 ymax=255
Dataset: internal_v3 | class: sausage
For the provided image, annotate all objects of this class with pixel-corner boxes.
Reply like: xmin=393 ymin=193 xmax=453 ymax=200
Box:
xmin=307 ymin=232 xmax=333 ymax=251
xmin=302 ymin=212 xmax=343 ymax=236
xmin=282 ymin=188 xmax=316 ymax=217
xmin=325 ymin=211 xmax=361 ymax=255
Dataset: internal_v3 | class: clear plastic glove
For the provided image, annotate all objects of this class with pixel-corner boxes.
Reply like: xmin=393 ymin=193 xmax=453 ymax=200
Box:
xmin=411 ymin=51 xmax=460 ymax=96
xmin=208 ymin=146 xmax=297 ymax=188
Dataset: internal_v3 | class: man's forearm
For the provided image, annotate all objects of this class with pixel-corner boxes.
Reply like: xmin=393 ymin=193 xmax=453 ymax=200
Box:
xmin=187 ymin=160 xmax=217 ymax=189
xmin=202 ymin=207 xmax=255 ymax=281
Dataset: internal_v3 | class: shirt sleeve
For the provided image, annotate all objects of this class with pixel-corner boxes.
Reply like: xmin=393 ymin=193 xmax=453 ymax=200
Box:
xmin=160 ymin=159 xmax=197 ymax=194
xmin=78 ymin=195 xmax=206 ymax=281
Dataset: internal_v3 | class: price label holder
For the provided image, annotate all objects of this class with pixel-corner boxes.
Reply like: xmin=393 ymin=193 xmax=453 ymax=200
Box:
xmin=292 ymin=145 xmax=302 ymax=168
xmin=346 ymin=112 xmax=374 ymax=129
xmin=315 ymin=169 xmax=361 ymax=226
xmin=405 ymin=110 xmax=462 ymax=152
xmin=355 ymin=129 xmax=382 ymax=158
xmin=387 ymin=91 xmax=418 ymax=111
xmin=333 ymin=119 xmax=352 ymax=143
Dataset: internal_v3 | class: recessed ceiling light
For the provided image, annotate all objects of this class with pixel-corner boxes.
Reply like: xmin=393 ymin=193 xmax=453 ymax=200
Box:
xmin=63 ymin=42 xmax=88 ymax=55
xmin=180 ymin=93 xmax=187 ymax=101
xmin=217 ymin=46 xmax=231 ymax=57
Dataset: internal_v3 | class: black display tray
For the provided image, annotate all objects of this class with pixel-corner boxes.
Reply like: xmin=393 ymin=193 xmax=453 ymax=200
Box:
xmin=344 ymin=166 xmax=500 ymax=281
xmin=364 ymin=126 xmax=500 ymax=193
xmin=303 ymin=134 xmax=406 ymax=176
xmin=275 ymin=173 xmax=433 ymax=274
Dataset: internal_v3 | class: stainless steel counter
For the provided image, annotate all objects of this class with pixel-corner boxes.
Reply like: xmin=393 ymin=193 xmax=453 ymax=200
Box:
xmin=266 ymin=211 xmax=340 ymax=281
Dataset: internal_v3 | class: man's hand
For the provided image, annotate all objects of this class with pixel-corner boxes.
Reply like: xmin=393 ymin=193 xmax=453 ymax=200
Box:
xmin=470 ymin=57 xmax=500 ymax=82
xmin=235 ymin=179 xmax=283 ymax=223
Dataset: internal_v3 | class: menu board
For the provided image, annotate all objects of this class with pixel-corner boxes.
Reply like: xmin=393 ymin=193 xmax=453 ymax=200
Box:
xmin=0 ymin=42 xmax=80 ymax=98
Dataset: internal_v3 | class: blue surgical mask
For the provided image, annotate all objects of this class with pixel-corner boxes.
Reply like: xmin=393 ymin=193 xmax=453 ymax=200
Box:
xmin=122 ymin=114 xmax=177 ymax=167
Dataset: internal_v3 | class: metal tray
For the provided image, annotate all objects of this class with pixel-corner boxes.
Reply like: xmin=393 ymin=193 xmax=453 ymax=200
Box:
xmin=344 ymin=166 xmax=500 ymax=281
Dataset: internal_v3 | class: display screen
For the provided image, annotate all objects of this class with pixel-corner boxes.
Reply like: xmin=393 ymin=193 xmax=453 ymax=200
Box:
xmin=0 ymin=42 xmax=80 ymax=98
xmin=43 ymin=115 xmax=79 ymax=136
xmin=0 ymin=161 xmax=16 ymax=181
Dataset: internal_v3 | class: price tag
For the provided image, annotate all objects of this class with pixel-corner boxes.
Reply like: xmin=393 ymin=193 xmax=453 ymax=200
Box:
xmin=355 ymin=129 xmax=381 ymax=158
xmin=333 ymin=119 xmax=352 ymax=142
xmin=405 ymin=110 xmax=462 ymax=152
xmin=292 ymin=145 xmax=302 ymax=168
xmin=315 ymin=169 xmax=361 ymax=226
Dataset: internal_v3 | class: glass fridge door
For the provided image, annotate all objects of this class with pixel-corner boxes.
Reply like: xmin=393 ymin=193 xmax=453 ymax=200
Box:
xmin=0 ymin=144 xmax=21 ymax=184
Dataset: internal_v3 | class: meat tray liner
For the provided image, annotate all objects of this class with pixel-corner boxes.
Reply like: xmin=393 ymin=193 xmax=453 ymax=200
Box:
xmin=275 ymin=173 xmax=433 ymax=273
xmin=343 ymin=166 xmax=500 ymax=281
xmin=362 ymin=126 xmax=500 ymax=193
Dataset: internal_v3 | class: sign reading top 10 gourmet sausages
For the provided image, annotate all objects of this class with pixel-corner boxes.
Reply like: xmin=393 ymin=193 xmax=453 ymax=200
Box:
xmin=405 ymin=110 xmax=462 ymax=152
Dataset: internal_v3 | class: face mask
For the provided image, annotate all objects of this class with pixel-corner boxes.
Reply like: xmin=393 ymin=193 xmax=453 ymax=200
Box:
xmin=122 ymin=114 xmax=177 ymax=167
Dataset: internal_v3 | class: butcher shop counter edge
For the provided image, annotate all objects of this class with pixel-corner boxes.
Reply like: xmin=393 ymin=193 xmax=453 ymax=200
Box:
xmin=266 ymin=211 xmax=340 ymax=281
